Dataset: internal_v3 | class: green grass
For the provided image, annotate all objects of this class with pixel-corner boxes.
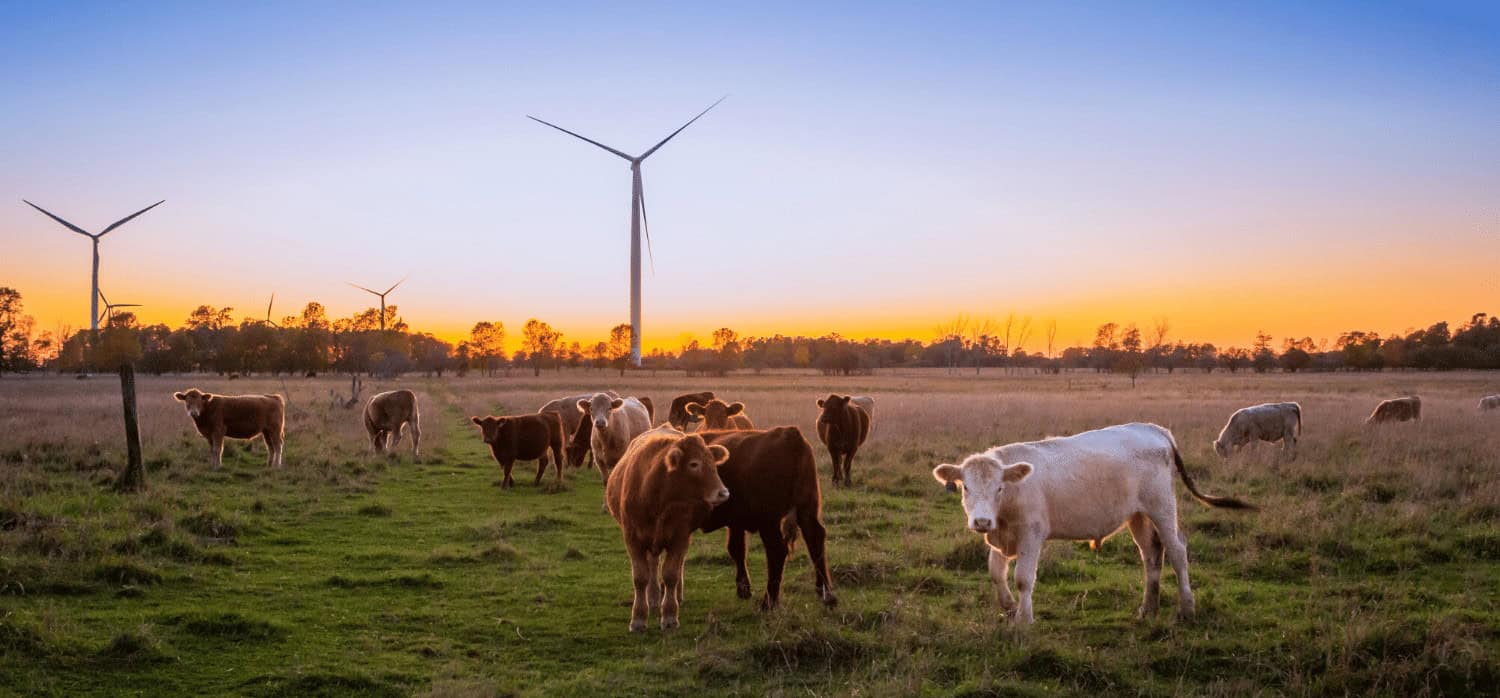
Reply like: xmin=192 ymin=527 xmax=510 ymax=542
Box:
xmin=2 ymin=371 xmax=1499 ymax=696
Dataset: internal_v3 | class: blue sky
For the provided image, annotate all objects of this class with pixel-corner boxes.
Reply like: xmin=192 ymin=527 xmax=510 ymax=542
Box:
xmin=3 ymin=1 xmax=1497 ymax=348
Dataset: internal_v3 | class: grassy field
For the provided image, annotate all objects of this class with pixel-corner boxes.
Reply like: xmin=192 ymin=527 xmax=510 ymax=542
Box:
xmin=2 ymin=369 xmax=1499 ymax=696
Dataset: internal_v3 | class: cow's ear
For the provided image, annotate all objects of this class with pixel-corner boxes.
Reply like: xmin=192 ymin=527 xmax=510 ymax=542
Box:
xmin=665 ymin=447 xmax=683 ymax=471
xmin=610 ymin=398 xmax=624 ymax=410
xmin=470 ymin=416 xmax=483 ymax=425
xmin=685 ymin=402 xmax=704 ymax=416
xmin=932 ymin=463 xmax=963 ymax=487
xmin=173 ymin=392 xmax=187 ymax=401
xmin=1003 ymin=463 xmax=1033 ymax=483
xmin=816 ymin=399 xmax=825 ymax=408
xmin=576 ymin=399 xmax=590 ymax=413
xmin=707 ymin=444 xmax=730 ymax=465
xmin=726 ymin=402 xmax=744 ymax=416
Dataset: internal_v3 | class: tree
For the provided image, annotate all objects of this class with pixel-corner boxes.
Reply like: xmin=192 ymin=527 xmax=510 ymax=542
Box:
xmin=608 ymin=324 xmax=633 ymax=376
xmin=933 ymin=314 xmax=969 ymax=375
xmin=0 ymin=287 xmax=36 ymax=374
xmin=521 ymin=319 xmax=562 ymax=377
xmin=468 ymin=321 xmax=506 ymax=377
xmin=1252 ymin=331 xmax=1276 ymax=373
xmin=1117 ymin=324 xmax=1145 ymax=387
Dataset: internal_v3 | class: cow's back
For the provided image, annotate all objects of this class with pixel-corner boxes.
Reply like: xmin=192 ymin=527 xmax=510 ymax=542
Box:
xmin=700 ymin=427 xmax=820 ymax=533
xmin=212 ymin=394 xmax=284 ymax=439
xmin=367 ymin=390 xmax=416 ymax=427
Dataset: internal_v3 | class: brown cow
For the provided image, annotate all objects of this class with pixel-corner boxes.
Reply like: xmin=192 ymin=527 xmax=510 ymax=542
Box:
xmin=470 ymin=413 xmax=565 ymax=488
xmin=606 ymin=428 xmax=731 ymax=632
xmin=685 ymin=399 xmax=754 ymax=430
xmin=173 ymin=389 xmax=285 ymax=469
xmin=668 ymin=391 xmax=716 ymax=431
xmin=816 ymin=394 xmax=871 ymax=486
xmin=1367 ymin=396 xmax=1422 ymax=424
xmin=699 ymin=427 xmax=837 ymax=609
xmin=363 ymin=389 xmax=421 ymax=457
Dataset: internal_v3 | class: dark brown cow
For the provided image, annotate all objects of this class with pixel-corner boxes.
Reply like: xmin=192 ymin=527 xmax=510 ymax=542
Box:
xmin=363 ymin=389 xmax=421 ymax=457
xmin=638 ymin=397 xmax=656 ymax=424
xmin=470 ymin=413 xmax=565 ymax=488
xmin=668 ymin=391 xmax=716 ymax=431
xmin=173 ymin=389 xmax=285 ymax=469
xmin=699 ymin=427 xmax=837 ymax=610
xmin=1367 ymin=396 xmax=1421 ymax=424
xmin=606 ymin=428 xmax=731 ymax=632
xmin=685 ymin=399 xmax=754 ymax=430
xmin=816 ymin=394 xmax=871 ymax=486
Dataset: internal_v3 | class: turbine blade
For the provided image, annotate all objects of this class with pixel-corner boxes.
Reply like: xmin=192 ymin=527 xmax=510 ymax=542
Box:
xmin=114 ymin=304 xmax=142 ymax=308
xmin=383 ymin=276 xmax=407 ymax=296
xmin=98 ymin=308 xmax=108 ymax=325
xmin=266 ymin=293 xmax=275 ymax=321
xmin=97 ymin=289 xmax=110 ymax=307
xmin=347 ymin=282 xmax=381 ymax=296
xmin=527 ymin=116 xmax=635 ymax=161
xmin=637 ymin=182 xmax=655 ymax=275
xmin=639 ymin=95 xmax=727 ymax=161
xmin=98 ymin=200 xmax=165 ymax=236
xmin=23 ymin=200 xmax=93 ymax=237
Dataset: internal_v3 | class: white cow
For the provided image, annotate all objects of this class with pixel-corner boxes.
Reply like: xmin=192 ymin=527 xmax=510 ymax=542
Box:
xmin=1479 ymin=395 xmax=1500 ymax=412
xmin=1213 ymin=402 xmax=1301 ymax=460
xmin=851 ymin=395 xmax=875 ymax=416
xmin=931 ymin=423 xmax=1253 ymax=624
xmin=579 ymin=393 xmax=652 ymax=479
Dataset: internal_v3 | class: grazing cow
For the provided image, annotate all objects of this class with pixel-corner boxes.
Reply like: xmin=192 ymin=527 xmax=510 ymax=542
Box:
xmin=579 ymin=394 xmax=652 ymax=479
xmin=363 ymin=389 xmax=421 ymax=458
xmin=1479 ymin=395 xmax=1500 ymax=412
xmin=1213 ymin=402 xmax=1301 ymax=460
xmin=470 ymin=413 xmax=565 ymax=488
xmin=931 ymin=423 xmax=1254 ymax=624
xmin=173 ymin=389 xmax=285 ymax=469
xmin=637 ymin=397 xmax=656 ymax=424
xmin=1367 ymin=396 xmax=1421 ymax=424
xmin=816 ymin=394 xmax=871 ymax=486
xmin=851 ymin=395 xmax=875 ymax=416
xmin=668 ymin=391 xmax=716 ymax=431
xmin=685 ymin=399 xmax=754 ymax=430
xmin=540 ymin=391 xmax=617 ymax=468
xmin=606 ymin=428 xmax=731 ymax=631
xmin=699 ymin=427 xmax=837 ymax=609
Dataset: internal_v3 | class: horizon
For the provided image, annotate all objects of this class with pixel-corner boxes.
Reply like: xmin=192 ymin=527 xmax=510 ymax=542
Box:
xmin=4 ymin=2 xmax=1497 ymax=353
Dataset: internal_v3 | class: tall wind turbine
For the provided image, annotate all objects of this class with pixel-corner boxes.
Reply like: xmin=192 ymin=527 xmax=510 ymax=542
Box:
xmin=96 ymin=289 xmax=142 ymax=327
xmin=347 ymin=278 xmax=405 ymax=331
xmin=529 ymin=96 xmax=726 ymax=366
xmin=24 ymin=199 xmax=165 ymax=331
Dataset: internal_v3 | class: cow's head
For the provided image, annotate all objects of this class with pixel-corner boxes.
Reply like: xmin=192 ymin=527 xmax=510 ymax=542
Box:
xmin=669 ymin=392 xmax=714 ymax=430
xmin=666 ymin=434 xmax=731 ymax=506
xmin=932 ymin=454 xmax=1032 ymax=533
xmin=469 ymin=415 xmax=512 ymax=445
xmin=577 ymin=393 xmax=624 ymax=431
xmin=685 ymin=399 xmax=745 ymax=430
xmin=173 ymin=389 xmax=211 ymax=418
xmin=1212 ymin=438 xmax=1230 ymax=459
xmin=816 ymin=394 xmax=850 ymax=426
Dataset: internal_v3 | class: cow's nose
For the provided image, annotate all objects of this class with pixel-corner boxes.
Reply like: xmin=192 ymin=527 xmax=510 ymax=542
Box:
xmin=711 ymin=487 xmax=730 ymax=504
xmin=970 ymin=518 xmax=993 ymax=532
xmin=595 ymin=420 xmax=607 ymax=429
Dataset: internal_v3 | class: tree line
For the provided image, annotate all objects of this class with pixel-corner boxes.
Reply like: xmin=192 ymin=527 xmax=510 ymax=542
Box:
xmin=2 ymin=287 xmax=1499 ymax=378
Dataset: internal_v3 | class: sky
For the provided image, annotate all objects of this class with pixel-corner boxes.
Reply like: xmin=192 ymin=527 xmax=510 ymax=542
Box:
xmin=2 ymin=1 xmax=1497 ymax=351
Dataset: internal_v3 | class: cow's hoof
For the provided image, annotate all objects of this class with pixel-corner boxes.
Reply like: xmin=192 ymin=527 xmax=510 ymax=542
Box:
xmin=758 ymin=596 xmax=779 ymax=612
xmin=629 ymin=620 xmax=647 ymax=633
xmin=660 ymin=616 xmax=679 ymax=630
xmin=736 ymin=583 xmax=752 ymax=600
xmin=1177 ymin=608 xmax=1195 ymax=622
xmin=1136 ymin=604 xmax=1159 ymax=620
xmin=819 ymin=589 xmax=839 ymax=608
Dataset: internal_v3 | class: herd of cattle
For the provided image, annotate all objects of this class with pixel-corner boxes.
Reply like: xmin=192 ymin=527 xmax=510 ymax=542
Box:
xmin=168 ymin=386 xmax=1499 ymax=631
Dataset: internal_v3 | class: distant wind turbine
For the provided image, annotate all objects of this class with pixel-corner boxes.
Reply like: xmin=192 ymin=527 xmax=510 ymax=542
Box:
xmin=264 ymin=293 xmax=280 ymax=328
xmin=96 ymin=289 xmax=142 ymax=327
xmin=24 ymin=199 xmax=165 ymax=332
xmin=528 ymin=96 xmax=727 ymax=366
xmin=347 ymin=278 xmax=405 ymax=331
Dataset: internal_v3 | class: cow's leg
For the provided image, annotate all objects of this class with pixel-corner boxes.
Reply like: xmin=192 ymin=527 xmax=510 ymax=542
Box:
xmin=796 ymin=508 xmax=837 ymax=607
xmin=266 ymin=431 xmax=284 ymax=469
xmin=388 ymin=425 xmax=403 ymax=451
xmin=627 ymin=545 xmax=651 ymax=632
xmin=842 ymin=451 xmax=856 ymax=486
xmin=644 ymin=550 xmax=661 ymax=613
xmin=533 ymin=453 xmax=548 ymax=485
xmin=409 ymin=419 xmax=421 ymax=458
xmin=1127 ymin=513 xmax=1164 ymax=618
xmin=501 ymin=460 xmax=514 ymax=489
xmin=369 ymin=428 xmax=384 ymax=455
xmin=209 ymin=435 xmax=224 ymax=469
xmin=1148 ymin=512 xmax=1194 ymax=619
xmin=727 ymin=527 xmax=752 ymax=599
xmin=987 ymin=545 xmax=1016 ymax=614
xmin=660 ymin=541 xmax=689 ymax=630
xmin=826 ymin=446 xmax=841 ymax=485
xmin=551 ymin=442 xmax=564 ymax=482
xmin=1013 ymin=540 xmax=1042 ymax=624
xmin=758 ymin=527 xmax=790 ymax=610
xmin=1284 ymin=434 xmax=1297 ymax=462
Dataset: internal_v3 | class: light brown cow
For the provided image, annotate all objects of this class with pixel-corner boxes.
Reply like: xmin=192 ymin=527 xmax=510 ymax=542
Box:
xmin=685 ymin=399 xmax=754 ymax=430
xmin=363 ymin=389 xmax=421 ymax=457
xmin=1367 ymin=396 xmax=1421 ymax=424
xmin=470 ymin=413 xmax=566 ymax=488
xmin=540 ymin=391 xmax=617 ymax=468
xmin=1479 ymin=395 xmax=1500 ymax=412
xmin=173 ymin=389 xmax=285 ymax=469
xmin=1213 ymin=402 xmax=1300 ymax=460
xmin=816 ymin=394 xmax=871 ymax=486
xmin=606 ymin=427 xmax=731 ymax=632
xmin=579 ymin=394 xmax=652 ymax=479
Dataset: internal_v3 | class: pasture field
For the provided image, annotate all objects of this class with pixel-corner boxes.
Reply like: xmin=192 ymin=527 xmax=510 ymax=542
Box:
xmin=2 ymin=369 xmax=1499 ymax=696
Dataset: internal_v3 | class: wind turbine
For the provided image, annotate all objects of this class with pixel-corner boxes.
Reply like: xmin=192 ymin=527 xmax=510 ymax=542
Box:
xmin=264 ymin=294 xmax=280 ymax=328
xmin=528 ymin=96 xmax=726 ymax=366
xmin=347 ymin=278 xmax=405 ymax=331
xmin=96 ymin=289 xmax=142 ymax=327
xmin=24 ymin=199 xmax=165 ymax=332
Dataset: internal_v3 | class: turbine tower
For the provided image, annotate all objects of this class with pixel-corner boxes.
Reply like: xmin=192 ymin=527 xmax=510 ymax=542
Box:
xmin=347 ymin=278 xmax=405 ymax=331
xmin=529 ymin=96 xmax=726 ymax=366
xmin=24 ymin=199 xmax=165 ymax=331
xmin=96 ymin=289 xmax=142 ymax=327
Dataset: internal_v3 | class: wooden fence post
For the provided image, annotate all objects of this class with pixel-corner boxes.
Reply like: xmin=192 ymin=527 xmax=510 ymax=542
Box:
xmin=115 ymin=363 xmax=146 ymax=492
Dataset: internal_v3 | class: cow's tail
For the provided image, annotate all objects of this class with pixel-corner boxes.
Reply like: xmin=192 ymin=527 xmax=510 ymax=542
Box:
xmin=1292 ymin=403 xmax=1302 ymax=436
xmin=1172 ymin=444 xmax=1256 ymax=510
xmin=781 ymin=511 xmax=801 ymax=553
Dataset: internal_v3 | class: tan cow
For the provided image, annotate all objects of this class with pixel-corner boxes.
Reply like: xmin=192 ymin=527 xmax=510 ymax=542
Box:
xmin=1213 ymin=402 xmax=1300 ymax=460
xmin=540 ymin=391 xmax=617 ymax=468
xmin=363 ymin=389 xmax=421 ymax=457
xmin=606 ymin=428 xmax=731 ymax=632
xmin=579 ymin=394 xmax=652 ymax=479
xmin=685 ymin=399 xmax=754 ymax=430
xmin=1479 ymin=395 xmax=1500 ymax=412
xmin=1367 ymin=396 xmax=1421 ymax=424
xmin=173 ymin=389 xmax=285 ymax=469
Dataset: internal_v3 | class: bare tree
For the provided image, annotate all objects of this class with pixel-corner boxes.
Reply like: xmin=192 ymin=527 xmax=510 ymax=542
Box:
xmin=967 ymin=316 xmax=998 ymax=375
xmin=933 ymin=314 xmax=969 ymax=375
xmin=1046 ymin=319 xmax=1058 ymax=359
xmin=1014 ymin=316 xmax=1033 ymax=373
